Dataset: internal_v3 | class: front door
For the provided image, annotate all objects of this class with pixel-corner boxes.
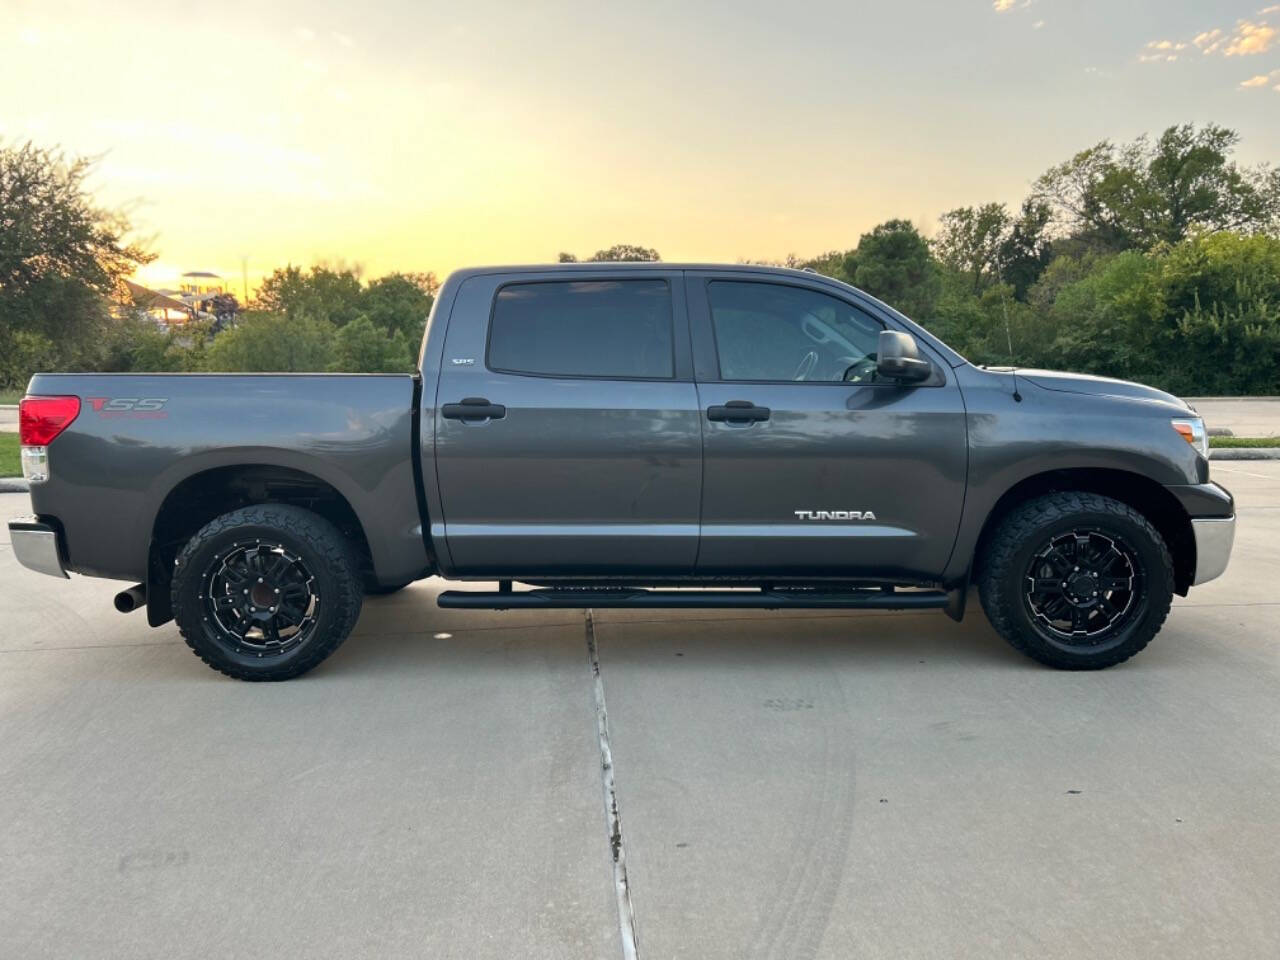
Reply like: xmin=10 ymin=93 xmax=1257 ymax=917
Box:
xmin=688 ymin=274 xmax=967 ymax=580
xmin=433 ymin=272 xmax=702 ymax=577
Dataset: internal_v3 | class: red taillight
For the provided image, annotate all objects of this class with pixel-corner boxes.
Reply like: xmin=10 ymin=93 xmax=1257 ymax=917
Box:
xmin=19 ymin=395 xmax=81 ymax=446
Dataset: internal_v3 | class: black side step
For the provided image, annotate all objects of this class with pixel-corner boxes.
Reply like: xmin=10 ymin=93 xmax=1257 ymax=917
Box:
xmin=437 ymin=587 xmax=950 ymax=610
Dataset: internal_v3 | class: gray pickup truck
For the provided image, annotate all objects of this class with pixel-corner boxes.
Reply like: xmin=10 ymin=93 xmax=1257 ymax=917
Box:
xmin=10 ymin=263 xmax=1235 ymax=679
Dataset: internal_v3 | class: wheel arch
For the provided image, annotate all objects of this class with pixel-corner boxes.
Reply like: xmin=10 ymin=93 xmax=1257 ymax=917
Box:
xmin=145 ymin=462 xmax=375 ymax=626
xmin=969 ymin=468 xmax=1195 ymax=596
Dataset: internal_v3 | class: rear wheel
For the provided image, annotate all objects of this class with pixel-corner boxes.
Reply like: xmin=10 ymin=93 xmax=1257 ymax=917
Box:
xmin=978 ymin=492 xmax=1173 ymax=670
xmin=171 ymin=504 xmax=363 ymax=680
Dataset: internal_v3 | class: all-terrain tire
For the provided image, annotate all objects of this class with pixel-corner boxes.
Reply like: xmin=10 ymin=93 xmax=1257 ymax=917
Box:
xmin=171 ymin=504 xmax=363 ymax=681
xmin=977 ymin=492 xmax=1173 ymax=670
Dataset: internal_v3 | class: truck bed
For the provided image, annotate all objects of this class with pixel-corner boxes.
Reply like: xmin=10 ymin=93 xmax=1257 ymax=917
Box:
xmin=24 ymin=373 xmax=429 ymax=587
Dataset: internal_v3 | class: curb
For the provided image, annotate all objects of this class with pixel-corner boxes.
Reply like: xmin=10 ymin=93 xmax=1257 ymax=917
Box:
xmin=1209 ymin=448 xmax=1280 ymax=460
xmin=0 ymin=477 xmax=29 ymax=493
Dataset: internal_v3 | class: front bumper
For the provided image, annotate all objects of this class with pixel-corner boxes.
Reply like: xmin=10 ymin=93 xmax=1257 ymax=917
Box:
xmin=1191 ymin=515 xmax=1235 ymax=586
xmin=8 ymin=517 xmax=68 ymax=579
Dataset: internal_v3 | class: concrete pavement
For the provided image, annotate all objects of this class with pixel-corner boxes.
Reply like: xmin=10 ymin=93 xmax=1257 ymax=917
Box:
xmin=1 ymin=463 xmax=1278 ymax=958
xmin=1186 ymin=398 xmax=1280 ymax=437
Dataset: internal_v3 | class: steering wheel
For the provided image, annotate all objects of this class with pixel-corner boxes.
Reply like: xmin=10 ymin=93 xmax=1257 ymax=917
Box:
xmin=841 ymin=354 xmax=879 ymax=383
xmin=793 ymin=350 xmax=819 ymax=381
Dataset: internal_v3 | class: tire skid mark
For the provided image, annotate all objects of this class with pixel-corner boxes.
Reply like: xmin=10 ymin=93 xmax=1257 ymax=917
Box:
xmin=749 ymin=658 xmax=856 ymax=960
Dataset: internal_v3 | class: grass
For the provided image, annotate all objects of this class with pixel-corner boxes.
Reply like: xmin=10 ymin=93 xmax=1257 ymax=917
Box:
xmin=0 ymin=390 xmax=24 ymax=405
xmin=1210 ymin=436 xmax=1280 ymax=448
xmin=0 ymin=433 xmax=19 ymax=477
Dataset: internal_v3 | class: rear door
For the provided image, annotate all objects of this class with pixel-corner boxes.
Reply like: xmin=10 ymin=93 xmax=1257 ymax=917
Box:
xmin=432 ymin=271 xmax=702 ymax=577
xmin=688 ymin=272 xmax=967 ymax=580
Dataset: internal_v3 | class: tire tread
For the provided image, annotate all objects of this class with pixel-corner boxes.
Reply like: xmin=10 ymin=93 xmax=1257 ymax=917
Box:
xmin=171 ymin=504 xmax=362 ymax=681
xmin=977 ymin=492 xmax=1173 ymax=670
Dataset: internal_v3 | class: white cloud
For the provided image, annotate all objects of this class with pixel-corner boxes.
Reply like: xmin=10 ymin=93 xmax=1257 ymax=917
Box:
xmin=993 ymin=0 xmax=1036 ymax=11
xmin=1240 ymin=68 xmax=1280 ymax=88
xmin=1033 ymin=19 xmax=1045 ymax=29
xmin=1260 ymin=6 xmax=1280 ymax=14
xmin=1150 ymin=17 xmax=1276 ymax=64
xmin=1195 ymin=28 xmax=1224 ymax=54
xmin=1223 ymin=20 xmax=1275 ymax=55
xmin=1139 ymin=40 xmax=1187 ymax=63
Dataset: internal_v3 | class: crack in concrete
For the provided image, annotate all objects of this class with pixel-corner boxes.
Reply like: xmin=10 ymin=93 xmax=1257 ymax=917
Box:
xmin=586 ymin=609 xmax=640 ymax=960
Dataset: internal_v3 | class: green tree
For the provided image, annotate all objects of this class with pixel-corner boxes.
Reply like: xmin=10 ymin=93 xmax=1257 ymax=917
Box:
xmin=201 ymin=312 xmax=334 ymax=372
xmin=999 ymin=200 xmax=1055 ymax=299
xmin=359 ymin=272 xmax=435 ymax=341
xmin=1032 ymin=124 xmax=1280 ymax=253
xmin=587 ymin=244 xmax=660 ymax=262
xmin=328 ymin=316 xmax=414 ymax=373
xmin=0 ymin=141 xmax=152 ymax=387
xmin=847 ymin=220 xmax=940 ymax=319
xmin=801 ymin=249 xmax=856 ymax=283
xmin=97 ymin=313 xmax=187 ymax=373
xmin=933 ymin=203 xmax=1011 ymax=294
xmin=255 ymin=264 xmax=364 ymax=326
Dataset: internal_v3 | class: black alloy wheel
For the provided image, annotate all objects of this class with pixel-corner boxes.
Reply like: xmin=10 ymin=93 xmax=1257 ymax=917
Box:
xmin=203 ymin=541 xmax=319 ymax=657
xmin=171 ymin=504 xmax=363 ymax=680
xmin=1023 ymin=528 xmax=1144 ymax=650
xmin=978 ymin=492 xmax=1174 ymax=670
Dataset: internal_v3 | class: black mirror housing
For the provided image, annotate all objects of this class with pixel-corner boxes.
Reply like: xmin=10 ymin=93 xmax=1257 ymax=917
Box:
xmin=876 ymin=330 xmax=932 ymax=383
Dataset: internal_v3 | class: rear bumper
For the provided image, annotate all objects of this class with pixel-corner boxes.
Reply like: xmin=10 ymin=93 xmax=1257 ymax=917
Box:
xmin=8 ymin=517 xmax=68 ymax=579
xmin=1191 ymin=515 xmax=1235 ymax=586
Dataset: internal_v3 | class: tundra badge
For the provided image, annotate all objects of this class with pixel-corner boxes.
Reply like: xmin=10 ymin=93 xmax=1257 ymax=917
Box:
xmin=794 ymin=510 xmax=878 ymax=521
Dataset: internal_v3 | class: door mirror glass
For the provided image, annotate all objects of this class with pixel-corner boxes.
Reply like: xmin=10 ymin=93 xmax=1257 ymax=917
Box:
xmin=875 ymin=330 xmax=932 ymax=383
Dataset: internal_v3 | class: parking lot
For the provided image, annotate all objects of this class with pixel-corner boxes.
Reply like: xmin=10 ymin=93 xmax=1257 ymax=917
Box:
xmin=1 ymin=461 xmax=1278 ymax=959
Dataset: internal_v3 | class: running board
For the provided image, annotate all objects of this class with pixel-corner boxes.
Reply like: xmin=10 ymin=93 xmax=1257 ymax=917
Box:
xmin=437 ymin=587 xmax=951 ymax=610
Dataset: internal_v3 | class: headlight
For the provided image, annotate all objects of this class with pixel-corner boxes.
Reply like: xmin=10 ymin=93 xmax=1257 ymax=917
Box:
xmin=1171 ymin=417 xmax=1208 ymax=459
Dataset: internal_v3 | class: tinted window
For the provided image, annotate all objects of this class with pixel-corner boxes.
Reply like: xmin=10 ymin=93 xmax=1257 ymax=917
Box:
xmin=489 ymin=279 xmax=674 ymax=379
xmin=708 ymin=281 xmax=883 ymax=382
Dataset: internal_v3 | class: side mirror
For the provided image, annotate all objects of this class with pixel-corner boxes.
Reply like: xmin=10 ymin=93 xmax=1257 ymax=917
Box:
xmin=876 ymin=330 xmax=932 ymax=383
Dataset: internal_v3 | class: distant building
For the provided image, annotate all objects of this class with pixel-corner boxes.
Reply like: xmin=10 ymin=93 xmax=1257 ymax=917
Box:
xmin=127 ymin=271 xmax=239 ymax=328
xmin=178 ymin=271 xmax=225 ymax=297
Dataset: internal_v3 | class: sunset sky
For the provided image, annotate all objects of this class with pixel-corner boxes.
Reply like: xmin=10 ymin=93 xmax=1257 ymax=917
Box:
xmin=3 ymin=0 xmax=1279 ymax=293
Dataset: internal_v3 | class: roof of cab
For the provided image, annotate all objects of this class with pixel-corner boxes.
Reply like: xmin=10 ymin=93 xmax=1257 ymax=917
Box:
xmin=443 ymin=262 xmax=831 ymax=283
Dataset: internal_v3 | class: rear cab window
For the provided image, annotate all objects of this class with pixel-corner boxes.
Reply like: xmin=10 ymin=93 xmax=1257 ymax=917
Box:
xmin=487 ymin=279 xmax=674 ymax=379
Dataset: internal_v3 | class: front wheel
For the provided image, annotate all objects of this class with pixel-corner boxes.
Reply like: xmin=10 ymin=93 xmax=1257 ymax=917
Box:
xmin=171 ymin=504 xmax=363 ymax=680
xmin=977 ymin=492 xmax=1173 ymax=670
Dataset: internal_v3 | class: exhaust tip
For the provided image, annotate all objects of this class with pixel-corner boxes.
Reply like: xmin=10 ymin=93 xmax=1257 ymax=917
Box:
xmin=114 ymin=584 xmax=146 ymax=613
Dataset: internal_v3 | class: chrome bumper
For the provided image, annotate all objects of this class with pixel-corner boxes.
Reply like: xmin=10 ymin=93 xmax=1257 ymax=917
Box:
xmin=8 ymin=517 xmax=68 ymax=579
xmin=1191 ymin=515 xmax=1235 ymax=586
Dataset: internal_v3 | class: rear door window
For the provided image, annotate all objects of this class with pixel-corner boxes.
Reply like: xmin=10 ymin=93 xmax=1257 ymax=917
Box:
xmin=488 ymin=279 xmax=674 ymax=379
